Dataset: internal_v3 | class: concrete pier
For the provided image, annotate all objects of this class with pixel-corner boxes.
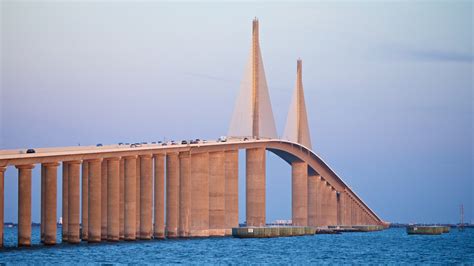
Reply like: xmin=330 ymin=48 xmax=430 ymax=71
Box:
xmin=328 ymin=188 xmax=337 ymax=226
xmin=135 ymin=157 xmax=141 ymax=236
xmin=314 ymin=175 xmax=323 ymax=226
xmin=17 ymin=164 xmax=34 ymax=246
xmin=0 ymin=167 xmax=4 ymax=248
xmin=246 ymin=148 xmax=266 ymax=227
xmin=119 ymin=158 xmax=125 ymax=240
xmin=107 ymin=157 xmax=120 ymax=241
xmin=179 ymin=152 xmax=191 ymax=237
xmin=292 ymin=161 xmax=307 ymax=226
xmin=81 ymin=161 xmax=89 ymax=241
xmin=87 ymin=159 xmax=102 ymax=243
xmin=209 ymin=151 xmax=225 ymax=236
xmin=68 ymin=161 xmax=81 ymax=244
xmin=321 ymin=180 xmax=331 ymax=226
xmin=62 ymin=162 xmax=69 ymax=242
xmin=190 ymin=152 xmax=209 ymax=237
xmin=40 ymin=165 xmax=44 ymax=242
xmin=224 ymin=150 xmax=238 ymax=235
xmin=139 ymin=155 xmax=153 ymax=240
xmin=166 ymin=153 xmax=179 ymax=238
xmin=100 ymin=160 xmax=108 ymax=240
xmin=153 ymin=154 xmax=165 ymax=239
xmin=43 ymin=163 xmax=59 ymax=245
xmin=124 ymin=156 xmax=137 ymax=241
xmin=307 ymin=174 xmax=317 ymax=226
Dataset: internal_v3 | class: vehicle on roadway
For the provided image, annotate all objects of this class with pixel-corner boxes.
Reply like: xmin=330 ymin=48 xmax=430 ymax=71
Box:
xmin=26 ymin=149 xmax=36 ymax=154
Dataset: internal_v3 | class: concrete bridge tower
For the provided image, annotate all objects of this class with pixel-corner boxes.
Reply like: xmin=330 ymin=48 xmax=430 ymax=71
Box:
xmin=228 ymin=18 xmax=277 ymax=139
xmin=283 ymin=59 xmax=312 ymax=149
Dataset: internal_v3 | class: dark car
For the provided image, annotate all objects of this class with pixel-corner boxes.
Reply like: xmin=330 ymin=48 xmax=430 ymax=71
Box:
xmin=162 ymin=142 xmax=167 ymax=146
xmin=181 ymin=140 xmax=188 ymax=145
xmin=26 ymin=149 xmax=36 ymax=154
xmin=190 ymin=140 xmax=198 ymax=144
xmin=96 ymin=143 xmax=103 ymax=147
xmin=243 ymin=137 xmax=249 ymax=141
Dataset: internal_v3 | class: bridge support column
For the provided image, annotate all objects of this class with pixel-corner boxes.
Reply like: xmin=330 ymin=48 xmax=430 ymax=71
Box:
xmin=292 ymin=161 xmax=308 ymax=226
xmin=62 ymin=162 xmax=69 ymax=242
xmin=349 ymin=198 xmax=355 ymax=226
xmin=166 ymin=153 xmax=179 ymax=238
xmin=40 ymin=165 xmax=44 ymax=243
xmin=224 ymin=150 xmax=238 ymax=235
xmin=246 ymin=148 xmax=266 ymax=227
xmin=135 ymin=157 xmax=141 ymax=236
xmin=87 ymin=159 xmax=102 ymax=243
xmin=0 ymin=167 xmax=5 ymax=248
xmin=68 ymin=161 xmax=81 ymax=243
xmin=320 ymin=180 xmax=330 ymax=227
xmin=328 ymin=188 xmax=337 ymax=226
xmin=139 ymin=155 xmax=153 ymax=240
xmin=179 ymin=152 xmax=191 ymax=237
xmin=17 ymin=164 xmax=34 ymax=247
xmin=153 ymin=154 xmax=165 ymax=239
xmin=209 ymin=151 xmax=225 ymax=236
xmin=314 ymin=175 xmax=323 ymax=226
xmin=101 ymin=160 xmax=108 ymax=240
xmin=119 ymin=158 xmax=125 ymax=240
xmin=307 ymin=173 xmax=317 ymax=226
xmin=124 ymin=156 xmax=137 ymax=240
xmin=43 ymin=163 xmax=59 ymax=245
xmin=107 ymin=157 xmax=120 ymax=241
xmin=190 ymin=152 xmax=209 ymax=237
xmin=81 ymin=161 xmax=89 ymax=241
xmin=336 ymin=191 xmax=342 ymax=225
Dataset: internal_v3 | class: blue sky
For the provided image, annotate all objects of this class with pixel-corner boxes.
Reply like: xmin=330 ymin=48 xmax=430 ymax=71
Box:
xmin=1 ymin=1 xmax=472 ymax=224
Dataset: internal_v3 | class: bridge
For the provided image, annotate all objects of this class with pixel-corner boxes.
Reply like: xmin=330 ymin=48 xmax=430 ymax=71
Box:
xmin=0 ymin=19 xmax=386 ymax=247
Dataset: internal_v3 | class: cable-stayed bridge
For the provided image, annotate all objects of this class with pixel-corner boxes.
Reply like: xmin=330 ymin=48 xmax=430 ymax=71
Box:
xmin=0 ymin=19 xmax=386 ymax=247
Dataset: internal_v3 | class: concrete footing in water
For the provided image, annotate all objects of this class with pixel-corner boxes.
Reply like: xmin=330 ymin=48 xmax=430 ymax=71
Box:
xmin=232 ymin=225 xmax=387 ymax=238
xmin=406 ymin=226 xmax=450 ymax=235
xmin=232 ymin=227 xmax=316 ymax=238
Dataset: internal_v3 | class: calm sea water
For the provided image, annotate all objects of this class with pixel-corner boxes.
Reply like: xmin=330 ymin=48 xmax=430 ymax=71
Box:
xmin=1 ymin=227 xmax=473 ymax=264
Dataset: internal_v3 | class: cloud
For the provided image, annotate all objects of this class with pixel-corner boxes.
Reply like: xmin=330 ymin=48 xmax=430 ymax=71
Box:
xmin=374 ymin=44 xmax=473 ymax=63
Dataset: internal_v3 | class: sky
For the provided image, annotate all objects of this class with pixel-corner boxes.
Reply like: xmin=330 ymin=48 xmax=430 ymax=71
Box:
xmin=1 ymin=1 xmax=472 ymax=224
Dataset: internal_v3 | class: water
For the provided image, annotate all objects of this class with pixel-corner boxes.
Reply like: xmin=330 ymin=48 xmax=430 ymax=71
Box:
xmin=1 ymin=227 xmax=473 ymax=264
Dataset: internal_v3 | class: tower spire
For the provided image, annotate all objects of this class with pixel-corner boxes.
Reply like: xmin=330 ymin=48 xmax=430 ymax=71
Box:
xmin=252 ymin=18 xmax=259 ymax=138
xmin=228 ymin=19 xmax=277 ymax=139
xmin=283 ymin=59 xmax=312 ymax=148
